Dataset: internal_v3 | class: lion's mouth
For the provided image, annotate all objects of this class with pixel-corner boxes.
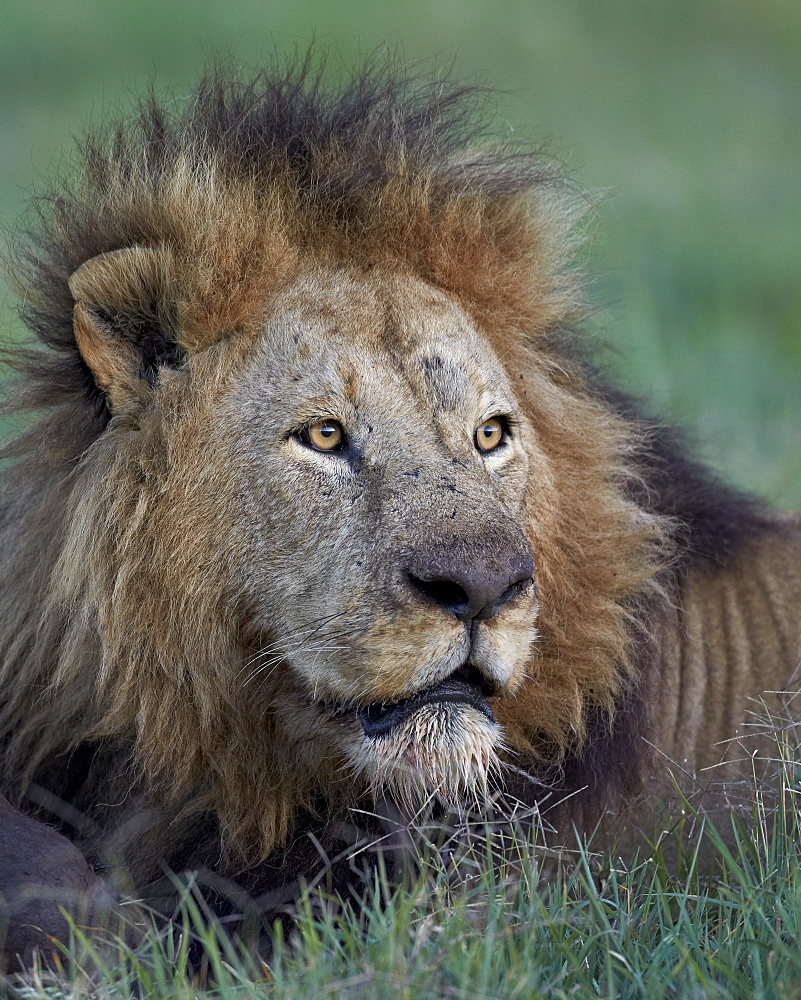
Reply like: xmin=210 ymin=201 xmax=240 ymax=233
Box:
xmin=357 ymin=664 xmax=495 ymax=739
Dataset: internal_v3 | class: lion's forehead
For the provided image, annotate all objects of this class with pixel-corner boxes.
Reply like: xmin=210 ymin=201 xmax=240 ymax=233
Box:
xmin=245 ymin=267 xmax=516 ymax=427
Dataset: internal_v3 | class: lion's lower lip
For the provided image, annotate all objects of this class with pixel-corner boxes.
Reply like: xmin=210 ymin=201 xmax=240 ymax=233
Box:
xmin=357 ymin=666 xmax=495 ymax=738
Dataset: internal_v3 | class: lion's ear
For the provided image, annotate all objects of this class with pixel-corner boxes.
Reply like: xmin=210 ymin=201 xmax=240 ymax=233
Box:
xmin=68 ymin=246 xmax=183 ymax=413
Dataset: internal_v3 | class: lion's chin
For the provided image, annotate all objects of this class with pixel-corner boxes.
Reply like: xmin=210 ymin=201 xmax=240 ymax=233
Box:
xmin=348 ymin=701 xmax=503 ymax=812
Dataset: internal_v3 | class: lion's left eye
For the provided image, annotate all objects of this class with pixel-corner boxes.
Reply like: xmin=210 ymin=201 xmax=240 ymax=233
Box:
xmin=475 ymin=418 xmax=505 ymax=453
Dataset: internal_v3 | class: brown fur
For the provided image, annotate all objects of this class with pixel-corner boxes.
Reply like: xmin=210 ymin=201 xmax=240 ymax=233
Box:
xmin=0 ymin=62 xmax=798 ymax=894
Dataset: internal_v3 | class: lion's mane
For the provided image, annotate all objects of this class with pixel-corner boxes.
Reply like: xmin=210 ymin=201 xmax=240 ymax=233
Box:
xmin=0 ymin=59 xmax=773 ymax=870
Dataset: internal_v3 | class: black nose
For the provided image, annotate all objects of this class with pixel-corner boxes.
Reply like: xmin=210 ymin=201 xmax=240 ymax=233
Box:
xmin=407 ymin=552 xmax=534 ymax=622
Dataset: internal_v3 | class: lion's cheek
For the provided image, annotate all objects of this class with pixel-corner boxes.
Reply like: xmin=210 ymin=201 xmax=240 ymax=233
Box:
xmin=355 ymin=617 xmax=467 ymax=702
xmin=286 ymin=610 xmax=467 ymax=705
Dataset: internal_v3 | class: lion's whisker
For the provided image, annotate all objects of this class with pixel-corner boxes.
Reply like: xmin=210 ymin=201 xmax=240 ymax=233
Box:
xmin=242 ymin=640 xmax=356 ymax=688
xmin=240 ymin=612 xmax=351 ymax=672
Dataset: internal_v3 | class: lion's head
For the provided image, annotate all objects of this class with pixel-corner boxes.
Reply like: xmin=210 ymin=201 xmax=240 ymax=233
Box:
xmin=0 ymin=64 xmax=669 ymax=859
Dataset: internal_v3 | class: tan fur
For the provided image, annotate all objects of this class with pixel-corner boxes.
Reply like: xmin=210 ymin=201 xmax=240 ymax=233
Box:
xmin=654 ymin=516 xmax=801 ymax=786
xmin=0 ymin=68 xmax=798 ymax=875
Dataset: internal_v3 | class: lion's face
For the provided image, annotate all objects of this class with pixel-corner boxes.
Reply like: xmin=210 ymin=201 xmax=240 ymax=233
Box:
xmin=195 ymin=267 xmax=538 ymax=806
xmin=65 ymin=238 xmax=654 ymax=842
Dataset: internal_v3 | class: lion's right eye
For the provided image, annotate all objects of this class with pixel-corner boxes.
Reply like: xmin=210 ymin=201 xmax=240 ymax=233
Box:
xmin=298 ymin=419 xmax=345 ymax=452
xmin=475 ymin=417 xmax=506 ymax=453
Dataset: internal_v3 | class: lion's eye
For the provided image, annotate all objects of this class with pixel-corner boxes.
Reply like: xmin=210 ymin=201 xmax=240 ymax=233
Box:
xmin=475 ymin=418 xmax=505 ymax=453
xmin=300 ymin=419 xmax=345 ymax=452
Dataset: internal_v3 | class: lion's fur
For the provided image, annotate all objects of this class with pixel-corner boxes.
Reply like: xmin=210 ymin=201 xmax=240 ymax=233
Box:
xmin=0 ymin=61 xmax=799 ymax=888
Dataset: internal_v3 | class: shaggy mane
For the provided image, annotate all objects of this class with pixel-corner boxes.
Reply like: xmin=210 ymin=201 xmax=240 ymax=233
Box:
xmin=0 ymin=59 xmax=770 ymax=868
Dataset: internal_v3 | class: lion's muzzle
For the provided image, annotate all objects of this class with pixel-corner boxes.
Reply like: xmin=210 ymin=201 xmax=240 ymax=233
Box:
xmin=358 ymin=665 xmax=495 ymax=738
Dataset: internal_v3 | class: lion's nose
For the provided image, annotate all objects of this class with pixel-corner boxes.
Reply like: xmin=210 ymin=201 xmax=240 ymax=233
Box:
xmin=406 ymin=553 xmax=534 ymax=622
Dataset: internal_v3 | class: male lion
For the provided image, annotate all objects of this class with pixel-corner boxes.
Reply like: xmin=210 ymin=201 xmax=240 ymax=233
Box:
xmin=1 ymin=62 xmax=799 ymax=963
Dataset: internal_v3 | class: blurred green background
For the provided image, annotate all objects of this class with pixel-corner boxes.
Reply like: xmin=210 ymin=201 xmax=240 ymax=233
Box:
xmin=1 ymin=0 xmax=798 ymax=505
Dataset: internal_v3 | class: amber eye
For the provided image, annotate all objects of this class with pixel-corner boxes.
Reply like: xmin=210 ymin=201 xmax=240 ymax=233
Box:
xmin=475 ymin=417 xmax=505 ymax=453
xmin=301 ymin=419 xmax=344 ymax=452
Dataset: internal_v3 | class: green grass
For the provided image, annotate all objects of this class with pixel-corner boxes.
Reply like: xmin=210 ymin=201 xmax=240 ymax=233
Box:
xmin=9 ymin=708 xmax=801 ymax=998
xmin=9 ymin=764 xmax=801 ymax=1000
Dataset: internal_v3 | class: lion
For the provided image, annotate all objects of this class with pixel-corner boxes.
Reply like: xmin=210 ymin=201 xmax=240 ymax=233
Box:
xmin=0 ymin=61 xmax=799 ymax=960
